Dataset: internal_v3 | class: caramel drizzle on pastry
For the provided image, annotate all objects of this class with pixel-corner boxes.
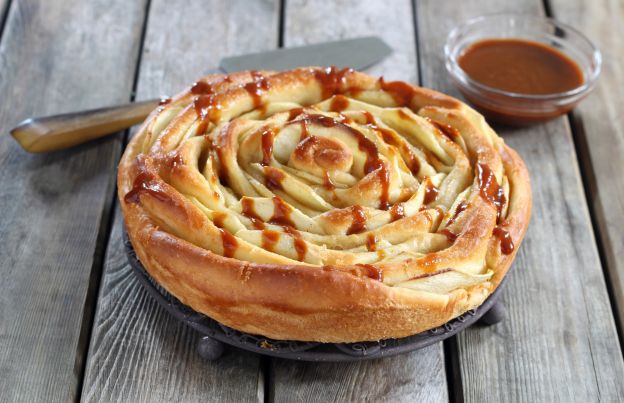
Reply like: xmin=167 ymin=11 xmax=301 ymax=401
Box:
xmin=124 ymin=66 xmax=524 ymax=291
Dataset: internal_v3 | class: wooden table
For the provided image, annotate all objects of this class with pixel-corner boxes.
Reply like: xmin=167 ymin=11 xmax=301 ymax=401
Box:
xmin=1 ymin=0 xmax=622 ymax=401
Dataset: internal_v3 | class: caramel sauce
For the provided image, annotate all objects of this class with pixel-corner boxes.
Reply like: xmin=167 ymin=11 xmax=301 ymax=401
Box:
xmin=193 ymin=94 xmax=221 ymax=132
xmin=261 ymin=229 xmax=280 ymax=252
xmin=288 ymin=107 xmax=305 ymax=121
xmin=241 ymin=198 xmax=266 ymax=230
xmin=366 ymin=233 xmax=377 ymax=251
xmin=264 ymin=166 xmax=285 ymax=191
xmin=362 ymin=111 xmax=376 ymax=125
xmin=220 ymin=231 xmax=238 ymax=258
xmin=447 ymin=201 xmax=469 ymax=226
xmin=377 ymin=166 xmax=390 ymax=210
xmin=314 ymin=66 xmax=354 ymax=99
xmin=158 ymin=97 xmax=172 ymax=106
xmin=244 ymin=71 xmax=270 ymax=107
xmin=476 ymin=163 xmax=505 ymax=221
xmin=124 ymin=172 xmax=168 ymax=204
xmin=346 ymin=205 xmax=367 ymax=235
xmin=282 ymin=225 xmax=307 ymax=261
xmin=329 ymin=94 xmax=350 ymax=112
xmin=389 ymin=203 xmax=405 ymax=222
xmin=260 ymin=127 xmax=275 ymax=166
xmin=355 ymin=263 xmax=383 ymax=281
xmin=458 ymin=39 xmax=584 ymax=95
xmin=190 ymin=81 xmax=213 ymax=94
xmin=493 ymin=225 xmax=514 ymax=255
xmin=269 ymin=196 xmax=295 ymax=227
xmin=427 ymin=118 xmax=460 ymax=140
xmin=213 ymin=212 xmax=238 ymax=258
xmin=379 ymin=77 xmax=415 ymax=106
xmin=438 ymin=228 xmax=458 ymax=243
xmin=423 ymin=179 xmax=439 ymax=204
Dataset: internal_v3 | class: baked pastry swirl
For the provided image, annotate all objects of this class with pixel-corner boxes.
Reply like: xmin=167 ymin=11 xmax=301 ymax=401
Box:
xmin=118 ymin=67 xmax=531 ymax=342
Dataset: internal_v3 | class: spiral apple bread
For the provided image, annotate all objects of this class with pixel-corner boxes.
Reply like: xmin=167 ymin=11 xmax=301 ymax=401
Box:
xmin=118 ymin=67 xmax=531 ymax=342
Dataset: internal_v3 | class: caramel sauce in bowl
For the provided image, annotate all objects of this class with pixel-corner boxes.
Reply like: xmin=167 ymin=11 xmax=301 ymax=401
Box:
xmin=445 ymin=14 xmax=601 ymax=125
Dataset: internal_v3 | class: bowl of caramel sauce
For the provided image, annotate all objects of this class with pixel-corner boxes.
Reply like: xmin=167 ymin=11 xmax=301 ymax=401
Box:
xmin=445 ymin=14 xmax=601 ymax=125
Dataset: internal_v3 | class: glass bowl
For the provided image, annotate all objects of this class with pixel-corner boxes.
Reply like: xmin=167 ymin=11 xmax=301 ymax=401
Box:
xmin=444 ymin=14 xmax=601 ymax=125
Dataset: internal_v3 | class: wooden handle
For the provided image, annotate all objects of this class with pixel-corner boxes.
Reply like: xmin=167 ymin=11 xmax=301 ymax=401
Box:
xmin=10 ymin=99 xmax=160 ymax=153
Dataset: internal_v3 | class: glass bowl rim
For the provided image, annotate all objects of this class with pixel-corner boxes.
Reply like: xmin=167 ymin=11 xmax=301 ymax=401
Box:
xmin=444 ymin=13 xmax=602 ymax=101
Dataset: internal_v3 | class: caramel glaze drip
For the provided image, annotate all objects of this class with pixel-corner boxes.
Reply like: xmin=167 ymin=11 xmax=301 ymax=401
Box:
xmin=426 ymin=117 xmax=460 ymax=140
xmin=376 ymin=166 xmax=390 ymax=210
xmin=191 ymin=77 xmax=232 ymax=134
xmin=158 ymin=97 xmax=172 ymax=106
xmin=346 ymin=205 xmax=367 ymax=235
xmin=355 ymin=263 xmax=383 ymax=281
xmin=241 ymin=198 xmax=266 ymax=230
xmin=269 ymin=196 xmax=295 ymax=227
xmin=261 ymin=229 xmax=280 ymax=252
xmin=438 ymin=228 xmax=458 ymax=243
xmin=124 ymin=172 xmax=169 ymax=204
xmin=264 ymin=166 xmax=285 ymax=191
xmin=260 ymin=127 xmax=275 ymax=166
xmin=241 ymin=196 xmax=306 ymax=261
xmin=447 ymin=201 xmax=469 ymax=226
xmin=329 ymin=94 xmax=350 ymax=112
xmin=282 ymin=225 xmax=307 ymax=261
xmin=379 ymin=77 xmax=415 ymax=106
xmin=244 ymin=71 xmax=270 ymax=107
xmin=476 ymin=163 xmax=506 ymax=222
xmin=389 ymin=203 xmax=405 ymax=222
xmin=476 ymin=163 xmax=513 ymax=254
xmin=213 ymin=212 xmax=238 ymax=258
xmin=288 ymin=107 xmax=305 ymax=121
xmin=423 ymin=179 xmax=439 ymax=204
xmin=366 ymin=233 xmax=377 ymax=251
xmin=191 ymin=81 xmax=213 ymax=94
xmin=314 ymin=66 xmax=354 ymax=99
xmin=493 ymin=225 xmax=514 ymax=255
xmin=193 ymin=94 xmax=220 ymax=134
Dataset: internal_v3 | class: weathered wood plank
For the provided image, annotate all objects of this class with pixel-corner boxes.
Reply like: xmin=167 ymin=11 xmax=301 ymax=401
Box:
xmin=270 ymin=1 xmax=449 ymax=402
xmin=0 ymin=1 xmax=146 ymax=401
xmin=283 ymin=0 xmax=417 ymax=81
xmin=416 ymin=0 xmax=624 ymax=401
xmin=549 ymin=0 xmax=624 ymax=343
xmin=270 ymin=350 xmax=446 ymax=403
xmin=81 ymin=0 xmax=281 ymax=401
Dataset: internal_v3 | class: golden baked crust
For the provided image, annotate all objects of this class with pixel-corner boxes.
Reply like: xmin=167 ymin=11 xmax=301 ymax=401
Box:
xmin=118 ymin=67 xmax=531 ymax=342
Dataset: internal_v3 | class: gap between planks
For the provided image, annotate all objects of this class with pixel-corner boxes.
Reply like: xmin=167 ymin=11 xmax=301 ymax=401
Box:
xmin=73 ymin=0 xmax=155 ymax=401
